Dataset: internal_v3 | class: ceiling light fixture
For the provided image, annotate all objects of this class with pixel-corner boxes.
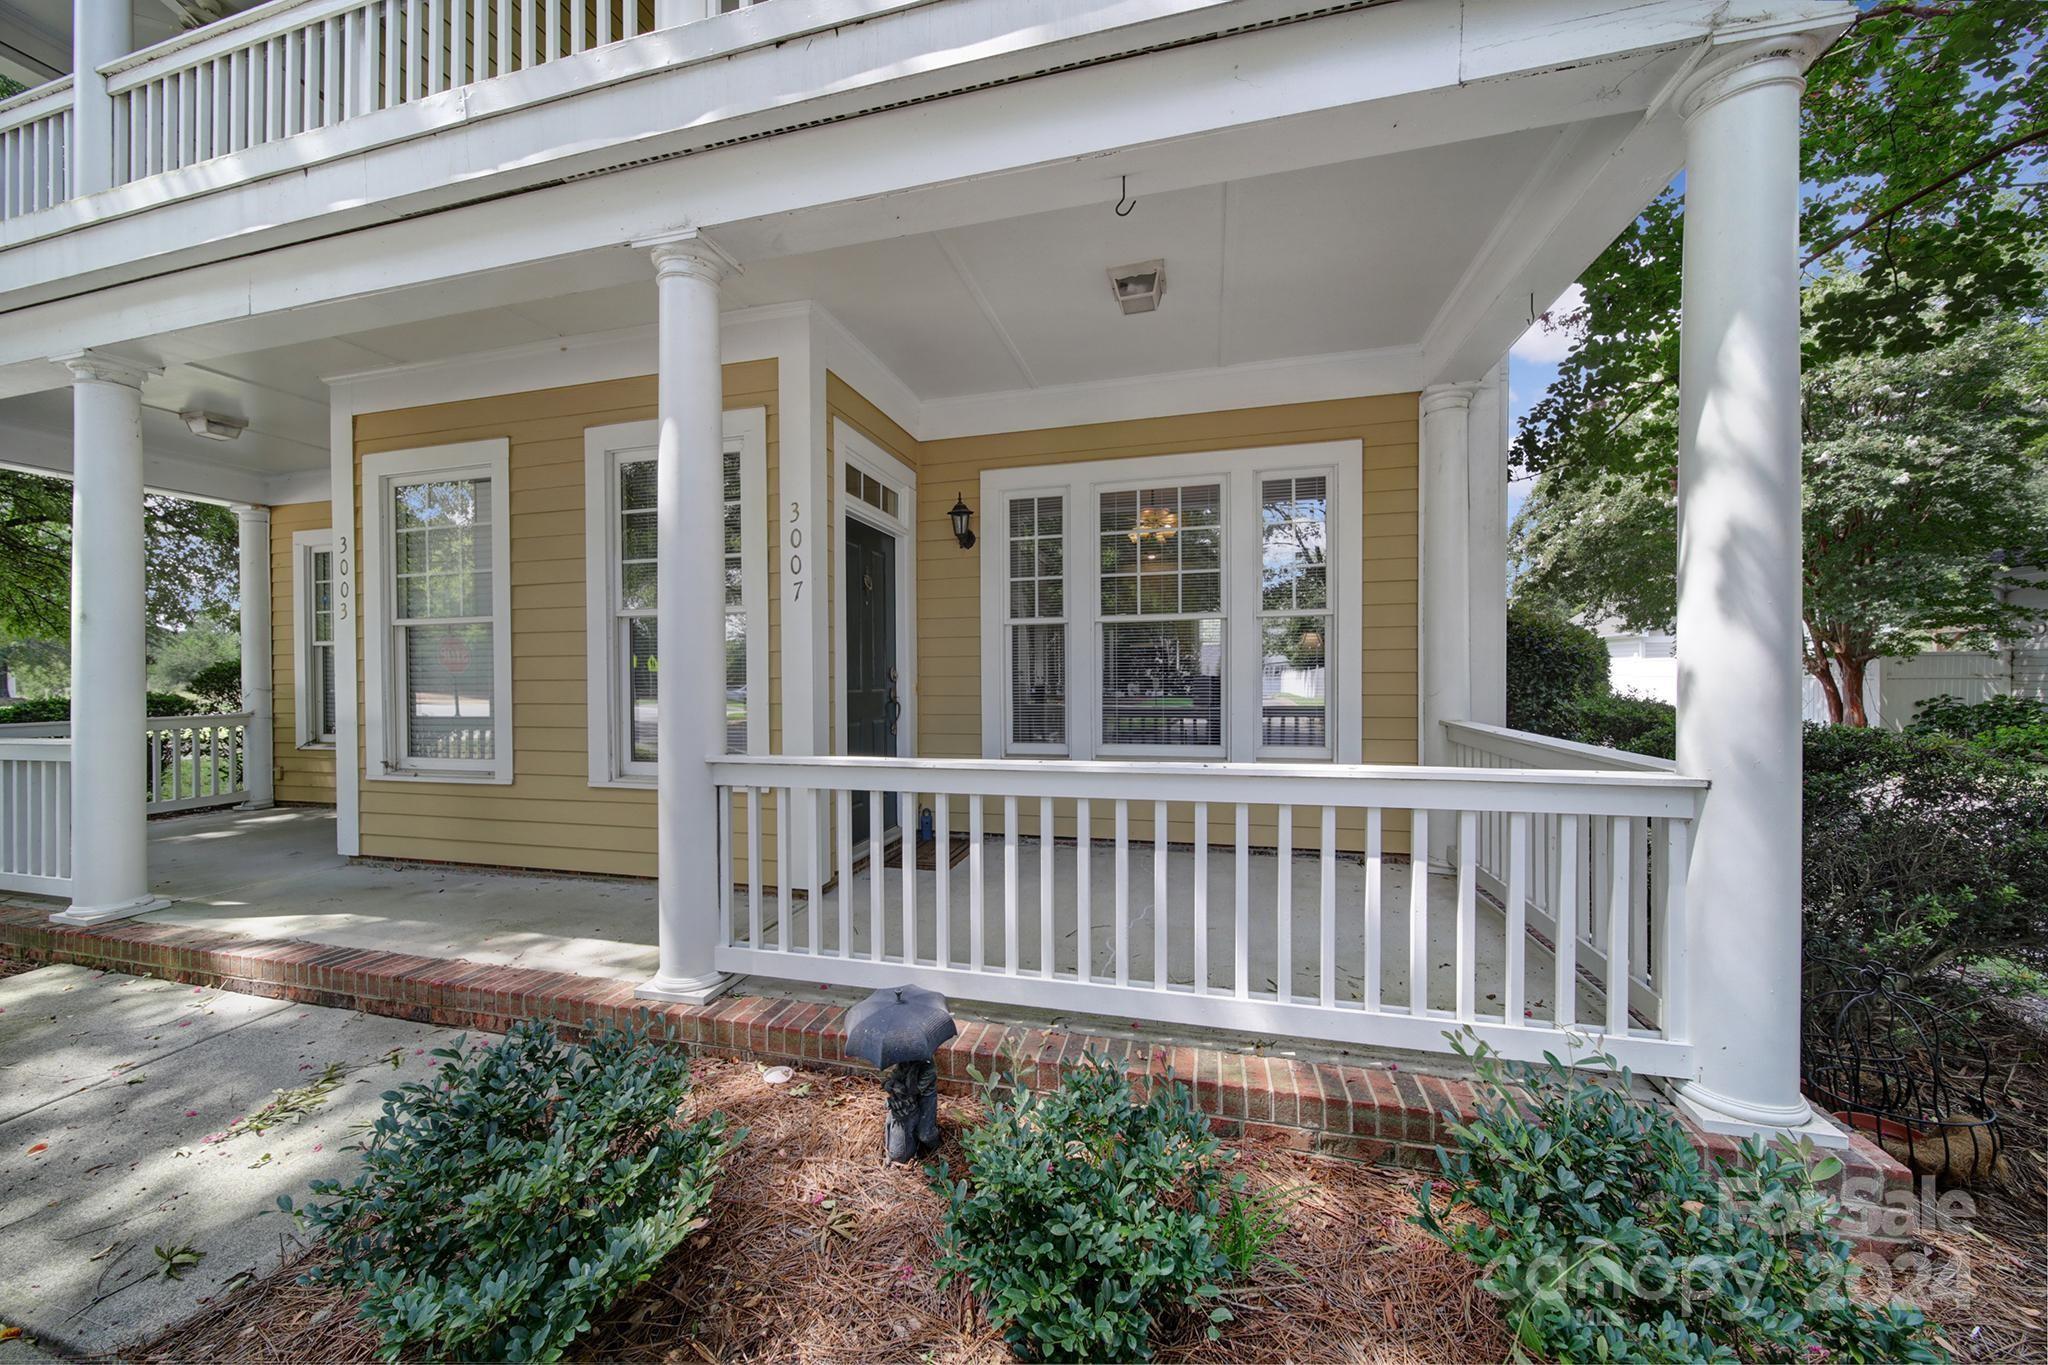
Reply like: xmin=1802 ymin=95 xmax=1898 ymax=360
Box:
xmin=180 ymin=410 xmax=247 ymax=441
xmin=1107 ymin=259 xmax=1165 ymax=315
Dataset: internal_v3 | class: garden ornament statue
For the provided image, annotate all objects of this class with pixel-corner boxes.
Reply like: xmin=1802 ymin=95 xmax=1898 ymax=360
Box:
xmin=844 ymin=985 xmax=958 ymax=1162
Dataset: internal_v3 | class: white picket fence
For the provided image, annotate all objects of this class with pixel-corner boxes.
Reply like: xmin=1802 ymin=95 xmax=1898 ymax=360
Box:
xmin=0 ymin=713 xmax=255 ymax=895
xmin=710 ymin=751 xmax=1705 ymax=1074
xmin=0 ymin=737 xmax=72 ymax=896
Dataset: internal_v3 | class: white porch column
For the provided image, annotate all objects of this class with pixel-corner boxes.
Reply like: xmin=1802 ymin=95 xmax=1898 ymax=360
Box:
xmin=1419 ymin=383 xmax=1478 ymax=771
xmin=71 ymin=0 xmax=130 ymax=197
xmin=234 ymin=503 xmax=275 ymax=809
xmin=1670 ymin=41 xmax=1819 ymax=1137
xmin=1465 ymin=361 xmax=1509 ymax=728
xmin=639 ymin=231 xmax=737 ymax=1005
xmin=53 ymin=351 xmax=166 ymax=926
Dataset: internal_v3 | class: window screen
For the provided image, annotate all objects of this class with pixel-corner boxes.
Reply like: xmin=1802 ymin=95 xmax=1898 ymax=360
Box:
xmin=392 ymin=477 xmax=494 ymax=763
xmin=1258 ymin=474 xmax=1330 ymax=750
xmin=1099 ymin=483 xmax=1223 ymax=748
xmin=1007 ymin=494 xmax=1065 ymax=746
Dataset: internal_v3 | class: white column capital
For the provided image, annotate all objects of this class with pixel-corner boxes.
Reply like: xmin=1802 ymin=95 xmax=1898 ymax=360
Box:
xmin=1419 ymin=382 xmax=1480 ymax=417
xmin=57 ymin=350 xmax=160 ymax=389
xmin=1677 ymin=37 xmax=1820 ymax=124
xmin=230 ymin=502 xmax=273 ymax=525
xmin=639 ymin=229 xmax=741 ymax=285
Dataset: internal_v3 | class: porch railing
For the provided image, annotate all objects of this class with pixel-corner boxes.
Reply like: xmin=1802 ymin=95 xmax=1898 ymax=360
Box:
xmin=0 ymin=737 xmax=72 ymax=896
xmin=0 ymin=712 xmax=253 ymax=817
xmin=1442 ymin=721 xmax=1680 ymax=1032
xmin=710 ymin=753 xmax=1706 ymax=1075
xmin=0 ymin=78 xmax=73 ymax=219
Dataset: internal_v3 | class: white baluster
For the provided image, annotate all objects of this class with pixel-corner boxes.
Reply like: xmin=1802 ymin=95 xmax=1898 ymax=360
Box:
xmin=746 ymin=785 xmax=762 ymax=949
xmin=1074 ymin=796 xmax=1090 ymax=981
xmin=1276 ymin=804 xmax=1293 ymax=1002
xmin=1660 ymin=818 xmax=1691 ymax=1042
xmin=717 ymin=787 xmax=733 ymax=945
xmin=1039 ymin=796 xmax=1054 ymax=978
xmin=901 ymin=787 xmax=917 ymax=964
xmin=1606 ymin=814 xmax=1632 ymax=1036
xmin=1504 ymin=812 xmax=1529 ymax=1026
xmin=1113 ymin=799 xmax=1129 ymax=986
xmin=777 ymin=787 xmax=793 ymax=951
xmin=867 ymin=787 xmax=884 ymax=959
xmin=835 ymin=786 xmax=853 ymax=956
xmin=933 ymin=792 xmax=950 ymax=967
xmin=969 ymin=793 xmax=985 ymax=971
xmin=1232 ymin=802 xmax=1249 ymax=999
xmin=1152 ymin=800 xmax=1167 ymax=989
xmin=1456 ymin=810 xmax=1477 ymax=1022
xmin=1318 ymin=804 xmax=1337 ymax=1008
xmin=1555 ymin=812 xmax=1580 ymax=1029
xmin=1192 ymin=801 xmax=1208 ymax=995
xmin=1408 ymin=809 xmax=1430 ymax=1014
xmin=1363 ymin=807 xmax=1382 ymax=1011
xmin=1002 ymin=794 xmax=1019 ymax=974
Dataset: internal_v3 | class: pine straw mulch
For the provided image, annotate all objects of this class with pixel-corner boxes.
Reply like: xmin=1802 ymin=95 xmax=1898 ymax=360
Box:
xmin=0 ymin=944 xmax=36 ymax=979
xmin=1911 ymin=994 xmax=2048 ymax=1363
xmin=138 ymin=1057 xmax=1507 ymax=1365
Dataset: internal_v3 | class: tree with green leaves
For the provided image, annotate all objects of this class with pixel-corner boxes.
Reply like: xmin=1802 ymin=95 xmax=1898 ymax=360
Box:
xmin=1512 ymin=1 xmax=2048 ymax=720
xmin=1518 ymin=321 xmax=2048 ymax=723
xmin=0 ymin=466 xmax=241 ymax=649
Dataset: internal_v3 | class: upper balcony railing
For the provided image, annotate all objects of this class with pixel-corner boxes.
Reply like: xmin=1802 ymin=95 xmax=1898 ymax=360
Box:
xmin=0 ymin=0 xmax=768 ymax=222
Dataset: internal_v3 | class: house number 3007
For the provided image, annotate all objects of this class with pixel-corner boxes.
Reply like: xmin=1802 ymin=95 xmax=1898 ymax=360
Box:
xmin=788 ymin=501 xmax=805 ymax=601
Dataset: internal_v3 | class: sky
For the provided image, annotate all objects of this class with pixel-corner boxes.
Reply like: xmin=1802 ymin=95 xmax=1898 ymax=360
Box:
xmin=1503 ymin=282 xmax=1583 ymax=529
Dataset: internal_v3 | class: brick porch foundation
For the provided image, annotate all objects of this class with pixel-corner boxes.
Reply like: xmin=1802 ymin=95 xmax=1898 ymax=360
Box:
xmin=0 ymin=901 xmax=1913 ymax=1236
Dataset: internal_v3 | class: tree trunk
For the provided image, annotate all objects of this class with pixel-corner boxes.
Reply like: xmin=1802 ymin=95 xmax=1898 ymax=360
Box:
xmin=1838 ymin=653 xmax=1873 ymax=726
xmin=1811 ymin=659 xmax=1845 ymax=724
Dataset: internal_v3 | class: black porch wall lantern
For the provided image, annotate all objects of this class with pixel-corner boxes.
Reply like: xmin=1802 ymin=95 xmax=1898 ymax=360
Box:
xmin=949 ymin=494 xmax=977 ymax=550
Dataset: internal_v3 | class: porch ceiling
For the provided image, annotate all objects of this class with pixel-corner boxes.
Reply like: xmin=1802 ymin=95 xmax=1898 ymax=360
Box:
xmin=0 ymin=121 xmax=1575 ymax=496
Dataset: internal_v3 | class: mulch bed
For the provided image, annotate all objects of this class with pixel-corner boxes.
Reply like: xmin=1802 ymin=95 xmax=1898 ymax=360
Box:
xmin=139 ymin=1058 xmax=1508 ymax=1364
xmin=0 ymin=944 xmax=35 ymax=979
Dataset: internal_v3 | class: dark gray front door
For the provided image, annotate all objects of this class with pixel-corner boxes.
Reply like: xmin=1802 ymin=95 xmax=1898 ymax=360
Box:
xmin=845 ymin=516 xmax=898 ymax=848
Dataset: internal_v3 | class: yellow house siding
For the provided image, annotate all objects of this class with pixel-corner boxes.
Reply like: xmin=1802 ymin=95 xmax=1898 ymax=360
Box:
xmin=269 ymin=500 xmax=337 ymax=805
xmin=350 ymin=364 xmax=779 ymax=879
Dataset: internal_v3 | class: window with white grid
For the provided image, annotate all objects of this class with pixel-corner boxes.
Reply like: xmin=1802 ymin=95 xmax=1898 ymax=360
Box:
xmin=308 ymin=546 xmax=337 ymax=743
xmin=390 ymin=475 xmax=496 ymax=769
xmin=1098 ymin=482 xmax=1224 ymax=750
xmin=1258 ymin=473 xmax=1331 ymax=753
xmin=1006 ymin=493 xmax=1065 ymax=748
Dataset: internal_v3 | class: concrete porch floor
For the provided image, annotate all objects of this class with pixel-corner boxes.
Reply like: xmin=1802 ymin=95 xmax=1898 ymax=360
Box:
xmin=8 ymin=806 xmax=1608 ymax=1035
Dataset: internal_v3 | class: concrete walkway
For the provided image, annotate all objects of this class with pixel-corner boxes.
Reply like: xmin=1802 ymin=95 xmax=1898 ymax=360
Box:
xmin=0 ymin=963 xmax=477 ymax=1356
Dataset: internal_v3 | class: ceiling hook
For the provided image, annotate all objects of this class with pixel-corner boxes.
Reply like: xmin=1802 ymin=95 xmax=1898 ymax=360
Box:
xmin=1114 ymin=175 xmax=1137 ymax=218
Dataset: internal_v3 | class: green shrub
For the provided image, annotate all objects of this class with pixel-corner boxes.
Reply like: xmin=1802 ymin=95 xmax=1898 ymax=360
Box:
xmin=1909 ymin=692 xmax=2048 ymax=739
xmin=1506 ymin=604 xmax=1610 ymax=737
xmin=1415 ymin=1036 xmax=1941 ymax=1363
xmin=1569 ymin=691 xmax=1676 ymax=760
xmin=1804 ymin=722 xmax=2048 ymax=977
xmin=285 ymin=1019 xmax=740 ymax=1363
xmin=185 ymin=658 xmax=243 ymax=711
xmin=0 ymin=693 xmax=205 ymax=724
xmin=935 ymin=1054 xmax=1283 ymax=1362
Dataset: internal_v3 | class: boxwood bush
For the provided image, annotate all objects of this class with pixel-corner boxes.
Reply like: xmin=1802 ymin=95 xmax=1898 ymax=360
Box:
xmin=1415 ymin=1036 xmax=1941 ymax=1363
xmin=0 ymin=692 xmax=205 ymax=724
xmin=1505 ymin=604 xmax=1611 ymax=738
xmin=935 ymin=1054 xmax=1282 ymax=1362
xmin=284 ymin=1019 xmax=741 ymax=1363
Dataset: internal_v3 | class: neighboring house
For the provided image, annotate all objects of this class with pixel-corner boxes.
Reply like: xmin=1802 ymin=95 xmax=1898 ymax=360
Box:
xmin=0 ymin=0 xmax=1853 ymax=1145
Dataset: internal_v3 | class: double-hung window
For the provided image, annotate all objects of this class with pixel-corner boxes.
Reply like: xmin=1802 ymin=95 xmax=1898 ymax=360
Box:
xmin=584 ymin=411 xmax=767 ymax=785
xmin=363 ymin=440 xmax=513 ymax=782
xmin=292 ymin=530 xmax=337 ymax=746
xmin=980 ymin=443 xmax=1360 ymax=764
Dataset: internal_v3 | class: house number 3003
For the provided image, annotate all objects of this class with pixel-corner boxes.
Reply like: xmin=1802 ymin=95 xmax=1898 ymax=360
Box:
xmin=788 ymin=501 xmax=805 ymax=601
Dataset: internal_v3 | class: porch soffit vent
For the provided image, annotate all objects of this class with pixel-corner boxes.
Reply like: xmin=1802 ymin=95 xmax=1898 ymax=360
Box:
xmin=488 ymin=1 xmax=1384 ymax=200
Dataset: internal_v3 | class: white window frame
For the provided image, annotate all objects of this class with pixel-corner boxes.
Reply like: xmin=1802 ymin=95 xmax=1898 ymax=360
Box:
xmin=830 ymin=419 xmax=918 ymax=761
xmin=362 ymin=439 xmax=514 ymax=784
xmin=998 ymin=486 xmax=1071 ymax=756
xmin=291 ymin=528 xmax=336 ymax=749
xmin=978 ymin=442 xmax=1363 ymax=764
xmin=584 ymin=409 xmax=769 ymax=787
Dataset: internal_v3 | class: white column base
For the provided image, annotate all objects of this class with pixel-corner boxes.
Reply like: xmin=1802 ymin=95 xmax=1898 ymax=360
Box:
xmin=51 ymin=895 xmax=170 ymax=927
xmin=236 ymin=799 xmax=277 ymax=811
xmin=1670 ymin=1082 xmax=1848 ymax=1149
xmin=636 ymin=971 xmax=735 ymax=1006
